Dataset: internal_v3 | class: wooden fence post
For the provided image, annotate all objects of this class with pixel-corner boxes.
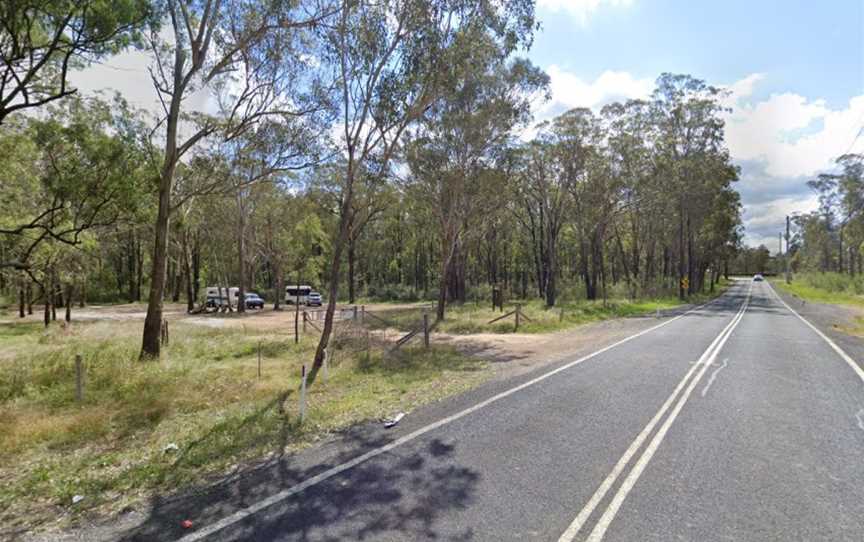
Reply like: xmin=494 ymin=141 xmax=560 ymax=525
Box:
xmin=353 ymin=305 xmax=358 ymax=321
xmin=302 ymin=311 xmax=307 ymax=334
xmin=560 ymin=308 xmax=564 ymax=322
xmin=75 ymin=354 xmax=83 ymax=402
xmin=361 ymin=305 xmax=365 ymax=323
xmin=423 ymin=313 xmax=430 ymax=348
xmin=515 ymin=304 xmax=521 ymax=331
xmin=257 ymin=341 xmax=262 ymax=379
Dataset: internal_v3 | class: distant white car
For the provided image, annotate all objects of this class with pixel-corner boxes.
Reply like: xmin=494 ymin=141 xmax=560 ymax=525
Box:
xmin=753 ymin=274 xmax=764 ymax=282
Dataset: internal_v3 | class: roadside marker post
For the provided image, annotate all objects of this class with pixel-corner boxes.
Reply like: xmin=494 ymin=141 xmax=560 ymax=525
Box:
xmin=257 ymin=341 xmax=262 ymax=379
xmin=423 ymin=313 xmax=430 ymax=348
xmin=299 ymin=364 xmax=308 ymax=423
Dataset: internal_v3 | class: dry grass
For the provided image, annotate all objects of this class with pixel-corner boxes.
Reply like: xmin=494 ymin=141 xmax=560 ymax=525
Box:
xmin=0 ymin=315 xmax=487 ymax=533
xmin=365 ymin=283 xmax=730 ymax=335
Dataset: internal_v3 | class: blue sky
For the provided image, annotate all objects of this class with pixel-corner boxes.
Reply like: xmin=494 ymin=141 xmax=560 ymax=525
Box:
xmin=69 ymin=0 xmax=863 ymax=249
xmin=529 ymin=0 xmax=864 ymax=249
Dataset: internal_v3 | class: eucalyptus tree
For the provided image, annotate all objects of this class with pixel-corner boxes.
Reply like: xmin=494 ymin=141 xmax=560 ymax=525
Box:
xmin=309 ymin=0 xmax=538 ymax=374
xmin=0 ymin=0 xmax=154 ymax=123
xmin=650 ymin=73 xmax=731 ymax=299
xmin=552 ymin=107 xmax=609 ymax=300
xmin=802 ymin=153 xmax=864 ymax=274
xmin=511 ymin=128 xmax=570 ymax=307
xmin=0 ymin=95 xmax=147 ymax=273
xmin=406 ymin=50 xmax=546 ymax=319
xmin=139 ymin=0 xmax=334 ymax=358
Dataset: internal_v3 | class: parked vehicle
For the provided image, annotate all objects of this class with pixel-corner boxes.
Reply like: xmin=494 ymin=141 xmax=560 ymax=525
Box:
xmin=245 ymin=293 xmax=265 ymax=309
xmin=204 ymin=286 xmax=244 ymax=309
xmin=285 ymin=284 xmax=312 ymax=304
xmin=753 ymin=274 xmax=764 ymax=282
xmin=307 ymin=291 xmax=322 ymax=306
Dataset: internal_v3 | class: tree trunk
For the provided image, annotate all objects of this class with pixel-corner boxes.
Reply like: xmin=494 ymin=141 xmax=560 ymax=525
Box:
xmin=348 ymin=237 xmax=357 ymax=304
xmin=273 ymin=262 xmax=283 ymax=311
xmin=311 ymin=163 xmax=357 ymax=379
xmin=237 ymin=212 xmax=247 ymax=314
xmin=436 ymin=237 xmax=452 ymax=321
xmin=18 ymin=276 xmax=25 ymax=318
xmin=51 ymin=271 xmax=57 ymax=321
xmin=192 ymin=235 xmax=201 ymax=301
xmin=678 ymin=200 xmax=686 ymax=300
xmin=545 ymin=233 xmax=557 ymax=308
xmin=141 ymin=162 xmax=175 ymax=359
xmin=43 ymin=285 xmax=50 ymax=328
xmin=128 ymin=229 xmax=137 ymax=302
xmin=294 ymin=270 xmax=300 ymax=343
xmin=581 ymin=239 xmax=594 ymax=300
xmin=65 ymin=284 xmax=73 ymax=323
xmin=27 ymin=282 xmax=33 ymax=314
xmin=172 ymin=258 xmax=182 ymax=302
xmin=183 ymin=233 xmax=195 ymax=312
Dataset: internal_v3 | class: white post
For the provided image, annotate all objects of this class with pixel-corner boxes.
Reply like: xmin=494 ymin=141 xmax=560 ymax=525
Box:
xmin=299 ymin=364 xmax=308 ymax=423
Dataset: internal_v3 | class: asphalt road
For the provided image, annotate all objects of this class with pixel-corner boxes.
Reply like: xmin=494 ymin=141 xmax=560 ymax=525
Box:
xmin=126 ymin=279 xmax=864 ymax=542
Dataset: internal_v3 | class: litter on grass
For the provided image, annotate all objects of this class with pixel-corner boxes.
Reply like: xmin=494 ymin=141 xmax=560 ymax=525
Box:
xmin=384 ymin=412 xmax=405 ymax=428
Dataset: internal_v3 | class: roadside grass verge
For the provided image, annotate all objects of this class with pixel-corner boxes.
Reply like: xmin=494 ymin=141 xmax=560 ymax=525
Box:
xmin=771 ymin=273 xmax=864 ymax=307
xmin=0 ymin=317 xmax=487 ymax=532
xmin=364 ymin=281 xmax=729 ymax=335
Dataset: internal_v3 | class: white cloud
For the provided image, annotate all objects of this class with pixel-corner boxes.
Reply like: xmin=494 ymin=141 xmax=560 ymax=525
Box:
xmin=535 ymin=66 xmax=653 ymax=121
xmin=742 ymin=194 xmax=818 ymax=249
xmin=721 ymin=73 xmax=864 ymax=246
xmin=724 ymin=77 xmax=864 ymax=178
xmin=538 ymin=0 xmax=634 ymax=25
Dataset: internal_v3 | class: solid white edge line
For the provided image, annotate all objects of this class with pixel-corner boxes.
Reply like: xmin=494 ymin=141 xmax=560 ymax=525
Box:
xmin=584 ymin=283 xmax=751 ymax=542
xmin=556 ymin=282 xmax=750 ymax=542
xmin=178 ymin=291 xmax=732 ymax=541
xmin=767 ymin=282 xmax=864 ymax=384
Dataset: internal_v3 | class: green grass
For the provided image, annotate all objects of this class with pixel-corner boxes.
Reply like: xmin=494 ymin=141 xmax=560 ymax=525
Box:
xmin=771 ymin=273 xmax=864 ymax=307
xmin=365 ymin=280 xmax=730 ymax=335
xmin=0 ymin=317 xmax=487 ymax=532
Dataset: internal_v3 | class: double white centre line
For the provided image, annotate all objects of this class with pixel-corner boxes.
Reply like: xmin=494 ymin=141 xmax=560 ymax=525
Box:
xmin=558 ymin=282 xmax=752 ymax=542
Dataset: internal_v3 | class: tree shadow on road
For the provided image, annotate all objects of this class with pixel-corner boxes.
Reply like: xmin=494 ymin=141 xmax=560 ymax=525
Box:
xmin=119 ymin=425 xmax=479 ymax=541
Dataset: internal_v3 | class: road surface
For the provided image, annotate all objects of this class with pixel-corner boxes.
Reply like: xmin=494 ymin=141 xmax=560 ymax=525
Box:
xmin=126 ymin=279 xmax=864 ymax=541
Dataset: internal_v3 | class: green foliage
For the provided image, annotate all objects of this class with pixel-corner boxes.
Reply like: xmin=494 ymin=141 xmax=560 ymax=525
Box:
xmin=0 ymin=0 xmax=154 ymax=122
xmin=774 ymin=273 xmax=864 ymax=306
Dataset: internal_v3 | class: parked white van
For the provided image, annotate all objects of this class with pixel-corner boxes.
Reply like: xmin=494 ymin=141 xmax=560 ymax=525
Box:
xmin=285 ymin=285 xmax=312 ymax=304
xmin=205 ymin=287 xmax=240 ymax=308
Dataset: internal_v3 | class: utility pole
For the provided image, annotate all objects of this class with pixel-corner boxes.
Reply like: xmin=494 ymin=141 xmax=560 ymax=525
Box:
xmin=785 ymin=215 xmax=791 ymax=283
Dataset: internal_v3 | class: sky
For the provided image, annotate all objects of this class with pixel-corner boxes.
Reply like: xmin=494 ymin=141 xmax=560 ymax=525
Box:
xmin=69 ymin=0 xmax=864 ymax=251
xmin=528 ymin=0 xmax=864 ymax=250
